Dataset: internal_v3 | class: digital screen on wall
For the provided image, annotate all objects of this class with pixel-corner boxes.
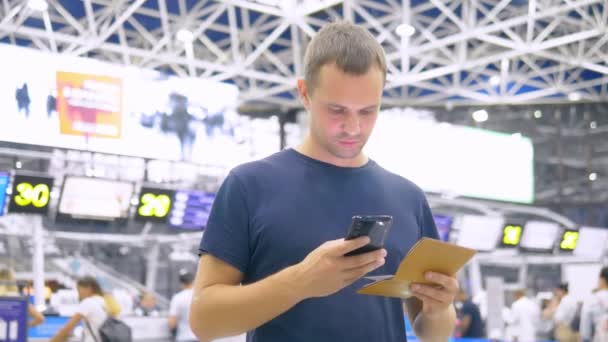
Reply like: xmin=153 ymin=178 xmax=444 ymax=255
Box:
xmin=366 ymin=113 xmax=534 ymax=203
xmin=519 ymin=221 xmax=560 ymax=252
xmin=58 ymin=177 xmax=133 ymax=220
xmin=433 ymin=214 xmax=453 ymax=242
xmin=7 ymin=175 xmax=54 ymax=215
xmin=558 ymin=230 xmax=579 ymax=252
xmin=134 ymin=187 xmax=175 ymax=223
xmin=455 ymin=215 xmax=504 ymax=251
xmin=574 ymin=227 xmax=608 ymax=259
xmin=0 ymin=172 xmax=9 ymax=216
xmin=500 ymin=224 xmax=524 ymax=248
xmin=169 ymin=190 xmax=215 ymax=230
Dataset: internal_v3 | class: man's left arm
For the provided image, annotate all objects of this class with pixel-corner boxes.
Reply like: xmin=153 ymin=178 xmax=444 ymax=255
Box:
xmin=405 ymin=272 xmax=458 ymax=342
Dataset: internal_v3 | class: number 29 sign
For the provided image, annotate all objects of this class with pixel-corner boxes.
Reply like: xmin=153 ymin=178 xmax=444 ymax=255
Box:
xmin=8 ymin=175 xmax=54 ymax=215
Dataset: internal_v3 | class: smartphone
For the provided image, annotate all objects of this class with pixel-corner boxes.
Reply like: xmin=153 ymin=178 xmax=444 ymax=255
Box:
xmin=344 ymin=215 xmax=393 ymax=256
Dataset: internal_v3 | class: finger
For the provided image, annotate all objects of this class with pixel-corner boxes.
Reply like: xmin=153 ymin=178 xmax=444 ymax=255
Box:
xmin=343 ymin=258 xmax=385 ymax=284
xmin=424 ymin=272 xmax=459 ymax=293
xmin=328 ymin=237 xmax=371 ymax=256
xmin=410 ymin=284 xmax=452 ymax=304
xmin=411 ymin=291 xmax=444 ymax=310
xmin=341 ymin=249 xmax=386 ymax=270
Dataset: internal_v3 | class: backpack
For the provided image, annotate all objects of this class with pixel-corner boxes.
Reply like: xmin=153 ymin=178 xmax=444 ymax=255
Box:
xmin=85 ymin=316 xmax=132 ymax=342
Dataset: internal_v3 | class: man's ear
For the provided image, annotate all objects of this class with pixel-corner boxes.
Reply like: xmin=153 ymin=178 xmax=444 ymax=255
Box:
xmin=297 ymin=79 xmax=311 ymax=110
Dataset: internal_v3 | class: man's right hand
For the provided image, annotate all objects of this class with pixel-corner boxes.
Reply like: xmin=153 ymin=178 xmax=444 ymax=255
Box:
xmin=285 ymin=237 xmax=387 ymax=300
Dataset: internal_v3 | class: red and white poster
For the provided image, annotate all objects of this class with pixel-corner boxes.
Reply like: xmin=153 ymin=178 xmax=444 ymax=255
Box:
xmin=56 ymin=71 xmax=122 ymax=138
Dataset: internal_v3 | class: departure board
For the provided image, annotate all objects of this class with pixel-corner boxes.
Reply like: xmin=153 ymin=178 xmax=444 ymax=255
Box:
xmin=169 ymin=190 xmax=215 ymax=230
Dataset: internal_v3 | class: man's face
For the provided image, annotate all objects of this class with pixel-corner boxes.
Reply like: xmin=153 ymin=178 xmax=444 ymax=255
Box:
xmin=298 ymin=63 xmax=384 ymax=163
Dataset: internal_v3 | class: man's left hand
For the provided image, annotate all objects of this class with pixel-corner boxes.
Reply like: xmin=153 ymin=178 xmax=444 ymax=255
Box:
xmin=410 ymin=272 xmax=459 ymax=317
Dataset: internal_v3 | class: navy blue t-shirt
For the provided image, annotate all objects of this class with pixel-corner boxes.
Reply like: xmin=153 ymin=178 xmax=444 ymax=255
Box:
xmin=199 ymin=149 xmax=438 ymax=342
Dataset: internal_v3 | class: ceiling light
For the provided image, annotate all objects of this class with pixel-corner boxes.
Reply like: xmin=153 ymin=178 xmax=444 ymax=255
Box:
xmin=533 ymin=110 xmax=542 ymax=119
xmin=512 ymin=132 xmax=522 ymax=139
xmin=590 ymin=121 xmax=597 ymax=129
xmin=395 ymin=24 xmax=416 ymax=37
xmin=568 ymin=92 xmax=582 ymax=101
xmin=15 ymin=161 xmax=22 ymax=169
xmin=472 ymin=109 xmax=489 ymax=123
xmin=589 ymin=172 xmax=597 ymax=181
xmin=176 ymin=29 xmax=194 ymax=43
xmin=489 ymin=76 xmax=501 ymax=86
xmin=27 ymin=0 xmax=48 ymax=11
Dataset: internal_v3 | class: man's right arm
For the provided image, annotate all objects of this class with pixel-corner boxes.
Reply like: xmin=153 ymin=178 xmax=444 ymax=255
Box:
xmin=189 ymin=236 xmax=386 ymax=342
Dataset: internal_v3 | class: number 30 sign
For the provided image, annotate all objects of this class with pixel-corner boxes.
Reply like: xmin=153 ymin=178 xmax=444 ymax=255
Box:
xmin=8 ymin=175 xmax=54 ymax=215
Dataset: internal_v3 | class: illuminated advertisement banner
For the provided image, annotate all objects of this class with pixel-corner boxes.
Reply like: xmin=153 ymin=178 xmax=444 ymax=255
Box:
xmin=0 ymin=44 xmax=277 ymax=166
xmin=366 ymin=111 xmax=535 ymax=204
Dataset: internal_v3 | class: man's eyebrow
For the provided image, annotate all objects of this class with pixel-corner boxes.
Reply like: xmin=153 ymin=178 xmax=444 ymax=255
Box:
xmin=325 ymin=103 xmax=379 ymax=110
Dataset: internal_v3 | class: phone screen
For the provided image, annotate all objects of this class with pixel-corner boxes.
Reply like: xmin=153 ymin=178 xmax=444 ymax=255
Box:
xmin=345 ymin=215 xmax=393 ymax=256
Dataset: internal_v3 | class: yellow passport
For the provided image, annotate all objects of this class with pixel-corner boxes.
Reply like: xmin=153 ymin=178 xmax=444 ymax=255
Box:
xmin=358 ymin=238 xmax=476 ymax=299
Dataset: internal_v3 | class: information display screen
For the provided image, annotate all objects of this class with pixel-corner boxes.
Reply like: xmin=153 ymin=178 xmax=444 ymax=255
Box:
xmin=135 ymin=187 xmax=175 ymax=223
xmin=58 ymin=177 xmax=133 ymax=220
xmin=0 ymin=296 xmax=28 ymax=342
xmin=0 ymin=172 xmax=9 ymax=216
xmin=7 ymin=175 xmax=54 ymax=215
xmin=574 ymin=227 xmax=608 ymax=258
xmin=169 ymin=190 xmax=215 ymax=230
xmin=455 ymin=215 xmax=504 ymax=251
xmin=500 ymin=224 xmax=524 ymax=248
xmin=519 ymin=221 xmax=560 ymax=252
xmin=433 ymin=215 xmax=453 ymax=242
xmin=559 ymin=230 xmax=579 ymax=252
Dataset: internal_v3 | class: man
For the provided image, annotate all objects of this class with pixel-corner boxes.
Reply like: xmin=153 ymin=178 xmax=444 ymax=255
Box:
xmin=169 ymin=271 xmax=197 ymax=342
xmin=190 ymin=21 xmax=458 ymax=342
xmin=134 ymin=292 xmax=161 ymax=317
xmin=455 ymin=289 xmax=483 ymax=338
xmin=552 ymin=283 xmax=579 ymax=342
xmin=508 ymin=289 xmax=540 ymax=342
xmin=580 ymin=267 xmax=608 ymax=342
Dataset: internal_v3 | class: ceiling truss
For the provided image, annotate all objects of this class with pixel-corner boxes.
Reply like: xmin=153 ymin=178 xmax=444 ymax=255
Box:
xmin=0 ymin=0 xmax=607 ymax=107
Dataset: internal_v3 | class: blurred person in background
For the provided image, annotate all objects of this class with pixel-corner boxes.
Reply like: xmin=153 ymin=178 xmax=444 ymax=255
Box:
xmin=455 ymin=288 xmax=484 ymax=338
xmin=508 ymin=288 xmax=540 ymax=342
xmin=134 ymin=292 xmax=161 ymax=317
xmin=546 ymin=283 xmax=578 ymax=342
xmin=538 ymin=297 xmax=556 ymax=340
xmin=580 ymin=266 xmax=608 ymax=342
xmin=169 ymin=270 xmax=197 ymax=342
xmin=50 ymin=276 xmax=112 ymax=342
xmin=0 ymin=268 xmax=45 ymax=327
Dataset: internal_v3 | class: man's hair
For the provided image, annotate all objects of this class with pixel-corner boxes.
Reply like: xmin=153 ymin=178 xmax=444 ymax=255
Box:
xmin=303 ymin=21 xmax=387 ymax=95
xmin=556 ymin=283 xmax=569 ymax=293
xmin=179 ymin=269 xmax=194 ymax=285
xmin=600 ymin=266 xmax=608 ymax=284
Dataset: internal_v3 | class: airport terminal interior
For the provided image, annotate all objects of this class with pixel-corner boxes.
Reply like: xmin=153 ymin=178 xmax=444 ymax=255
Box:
xmin=0 ymin=0 xmax=608 ymax=341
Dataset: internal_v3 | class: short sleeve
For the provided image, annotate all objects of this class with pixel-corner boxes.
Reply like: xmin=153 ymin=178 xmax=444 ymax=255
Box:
xmin=168 ymin=296 xmax=178 ymax=317
xmin=199 ymin=172 xmax=250 ymax=274
xmin=418 ymin=193 xmax=439 ymax=240
xmin=77 ymin=298 xmax=95 ymax=317
xmin=77 ymin=297 xmax=99 ymax=319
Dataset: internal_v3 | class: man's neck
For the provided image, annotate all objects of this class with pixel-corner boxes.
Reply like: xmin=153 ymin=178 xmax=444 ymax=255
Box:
xmin=297 ymin=136 xmax=368 ymax=168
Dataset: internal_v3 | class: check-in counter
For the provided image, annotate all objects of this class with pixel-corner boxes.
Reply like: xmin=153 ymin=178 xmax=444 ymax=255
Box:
xmin=29 ymin=315 xmax=245 ymax=342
